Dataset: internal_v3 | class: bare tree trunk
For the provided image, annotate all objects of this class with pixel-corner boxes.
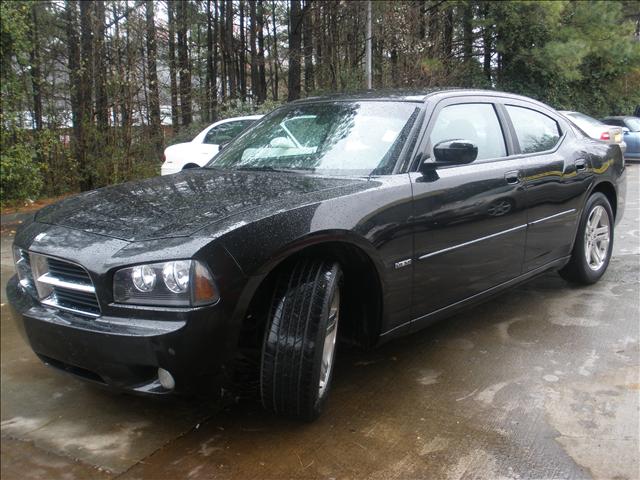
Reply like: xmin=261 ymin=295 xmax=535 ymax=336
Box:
xmin=121 ymin=3 xmax=133 ymax=175
xmin=95 ymin=1 xmax=108 ymax=131
xmin=271 ymin=0 xmax=279 ymax=100
xmin=314 ymin=2 xmax=323 ymax=89
xmin=482 ymin=2 xmax=492 ymax=83
xmin=463 ymin=2 xmax=473 ymax=61
xmin=225 ymin=0 xmax=237 ymax=98
xmin=29 ymin=4 xmax=43 ymax=131
xmin=177 ymin=0 xmax=192 ymax=125
xmin=257 ymin=0 xmax=267 ymax=102
xmin=212 ymin=0 xmax=219 ymax=117
xmin=443 ymin=5 xmax=453 ymax=73
xmin=303 ymin=0 xmax=314 ymax=94
xmin=79 ymin=0 xmax=94 ymax=191
xmin=239 ymin=0 xmax=246 ymax=101
xmin=220 ymin=0 xmax=227 ymax=98
xmin=329 ymin=2 xmax=338 ymax=90
xmin=206 ymin=0 xmax=218 ymax=121
xmin=145 ymin=0 xmax=162 ymax=157
xmin=66 ymin=0 xmax=82 ymax=191
xmin=250 ymin=0 xmax=259 ymax=100
xmin=390 ymin=49 xmax=398 ymax=87
xmin=288 ymin=0 xmax=302 ymax=101
xmin=205 ymin=1 xmax=212 ymax=123
xmin=168 ymin=0 xmax=179 ymax=131
xmin=427 ymin=4 xmax=439 ymax=58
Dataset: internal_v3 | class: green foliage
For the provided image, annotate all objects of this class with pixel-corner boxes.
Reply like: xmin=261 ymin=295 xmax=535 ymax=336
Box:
xmin=492 ymin=0 xmax=640 ymax=116
xmin=0 ymin=143 xmax=43 ymax=202
xmin=1 ymin=2 xmax=33 ymax=133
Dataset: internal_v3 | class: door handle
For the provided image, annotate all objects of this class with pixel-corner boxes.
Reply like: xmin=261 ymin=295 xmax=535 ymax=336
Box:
xmin=575 ymin=159 xmax=587 ymax=171
xmin=504 ymin=170 xmax=520 ymax=185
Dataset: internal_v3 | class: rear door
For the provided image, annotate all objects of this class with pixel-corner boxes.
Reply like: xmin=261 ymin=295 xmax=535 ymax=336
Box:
xmin=502 ymin=101 xmax=591 ymax=271
xmin=410 ymin=97 xmax=528 ymax=326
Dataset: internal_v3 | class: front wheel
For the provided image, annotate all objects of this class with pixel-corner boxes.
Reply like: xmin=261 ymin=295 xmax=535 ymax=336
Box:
xmin=260 ymin=259 xmax=342 ymax=421
xmin=559 ymin=192 xmax=614 ymax=284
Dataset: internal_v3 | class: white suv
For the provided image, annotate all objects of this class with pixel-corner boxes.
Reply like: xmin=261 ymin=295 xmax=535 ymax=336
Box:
xmin=161 ymin=115 xmax=263 ymax=175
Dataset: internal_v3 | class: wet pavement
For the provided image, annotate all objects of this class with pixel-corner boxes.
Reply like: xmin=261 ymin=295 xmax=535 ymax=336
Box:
xmin=1 ymin=166 xmax=639 ymax=479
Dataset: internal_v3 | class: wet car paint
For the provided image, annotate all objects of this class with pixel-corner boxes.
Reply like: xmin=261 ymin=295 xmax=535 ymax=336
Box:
xmin=7 ymin=89 xmax=627 ymax=396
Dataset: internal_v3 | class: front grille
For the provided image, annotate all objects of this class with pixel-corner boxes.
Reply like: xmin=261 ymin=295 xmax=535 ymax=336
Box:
xmin=48 ymin=258 xmax=90 ymax=283
xmin=52 ymin=286 xmax=101 ymax=315
xmin=30 ymin=253 xmax=101 ymax=318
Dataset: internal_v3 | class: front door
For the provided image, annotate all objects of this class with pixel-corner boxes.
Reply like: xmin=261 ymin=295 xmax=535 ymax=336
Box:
xmin=410 ymin=100 xmax=528 ymax=327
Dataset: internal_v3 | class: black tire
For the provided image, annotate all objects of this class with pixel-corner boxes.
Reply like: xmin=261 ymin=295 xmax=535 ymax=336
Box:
xmin=559 ymin=192 xmax=614 ymax=285
xmin=260 ymin=258 xmax=342 ymax=421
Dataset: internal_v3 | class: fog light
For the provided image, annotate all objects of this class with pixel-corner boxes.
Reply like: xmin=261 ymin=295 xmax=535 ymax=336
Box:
xmin=158 ymin=367 xmax=175 ymax=390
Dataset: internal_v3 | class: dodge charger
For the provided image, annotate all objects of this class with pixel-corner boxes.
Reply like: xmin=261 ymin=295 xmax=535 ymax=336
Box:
xmin=8 ymin=90 xmax=627 ymax=421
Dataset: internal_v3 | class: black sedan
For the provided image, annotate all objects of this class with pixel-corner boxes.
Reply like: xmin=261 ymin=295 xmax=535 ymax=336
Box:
xmin=8 ymin=90 xmax=627 ymax=421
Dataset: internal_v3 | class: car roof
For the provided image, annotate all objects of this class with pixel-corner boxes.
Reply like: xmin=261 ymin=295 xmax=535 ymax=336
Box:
xmin=214 ymin=114 xmax=263 ymax=125
xmin=290 ymin=88 xmax=554 ymax=106
xmin=601 ymin=116 xmax=633 ymax=120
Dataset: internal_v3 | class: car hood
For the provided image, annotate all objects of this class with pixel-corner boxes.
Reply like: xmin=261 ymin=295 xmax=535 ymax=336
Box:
xmin=35 ymin=169 xmax=362 ymax=242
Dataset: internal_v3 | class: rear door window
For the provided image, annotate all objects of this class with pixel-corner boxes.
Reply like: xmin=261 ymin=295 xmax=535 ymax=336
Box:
xmin=429 ymin=103 xmax=507 ymax=161
xmin=506 ymin=105 xmax=561 ymax=154
xmin=204 ymin=120 xmax=254 ymax=145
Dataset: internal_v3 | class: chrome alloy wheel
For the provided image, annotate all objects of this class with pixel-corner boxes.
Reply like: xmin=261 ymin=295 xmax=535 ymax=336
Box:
xmin=584 ymin=205 xmax=610 ymax=271
xmin=318 ymin=288 xmax=340 ymax=399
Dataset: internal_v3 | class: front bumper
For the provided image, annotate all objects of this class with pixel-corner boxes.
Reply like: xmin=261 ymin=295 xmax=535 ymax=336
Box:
xmin=7 ymin=275 xmax=235 ymax=395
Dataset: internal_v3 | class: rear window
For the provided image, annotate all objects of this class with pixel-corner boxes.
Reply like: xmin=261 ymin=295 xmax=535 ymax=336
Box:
xmin=567 ymin=112 xmax=604 ymax=128
xmin=506 ymin=105 xmax=561 ymax=154
xmin=624 ymin=118 xmax=640 ymax=132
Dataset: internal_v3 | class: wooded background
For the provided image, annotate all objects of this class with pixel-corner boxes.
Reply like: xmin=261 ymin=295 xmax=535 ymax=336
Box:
xmin=1 ymin=0 xmax=639 ymax=203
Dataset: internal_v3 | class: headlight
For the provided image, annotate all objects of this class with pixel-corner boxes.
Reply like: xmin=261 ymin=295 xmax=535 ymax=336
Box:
xmin=113 ymin=260 xmax=219 ymax=307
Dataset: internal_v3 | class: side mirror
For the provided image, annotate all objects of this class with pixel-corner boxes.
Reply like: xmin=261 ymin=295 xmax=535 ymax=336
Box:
xmin=431 ymin=139 xmax=478 ymax=166
xmin=218 ymin=142 xmax=229 ymax=152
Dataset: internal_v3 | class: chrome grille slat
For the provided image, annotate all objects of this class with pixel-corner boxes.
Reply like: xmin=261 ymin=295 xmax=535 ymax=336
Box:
xmin=37 ymin=273 xmax=95 ymax=293
xmin=29 ymin=253 xmax=101 ymax=318
xmin=53 ymin=287 xmax=100 ymax=307
xmin=47 ymin=258 xmax=91 ymax=283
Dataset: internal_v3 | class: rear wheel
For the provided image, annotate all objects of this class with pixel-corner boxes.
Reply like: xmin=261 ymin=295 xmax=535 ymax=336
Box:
xmin=260 ymin=259 xmax=342 ymax=421
xmin=559 ymin=192 xmax=614 ymax=284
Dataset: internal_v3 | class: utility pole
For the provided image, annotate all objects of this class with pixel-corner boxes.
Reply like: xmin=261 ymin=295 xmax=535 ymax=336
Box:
xmin=365 ymin=0 xmax=372 ymax=89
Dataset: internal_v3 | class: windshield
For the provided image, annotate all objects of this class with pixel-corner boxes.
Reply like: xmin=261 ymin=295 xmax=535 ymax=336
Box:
xmin=625 ymin=118 xmax=640 ymax=132
xmin=207 ymin=101 xmax=421 ymax=175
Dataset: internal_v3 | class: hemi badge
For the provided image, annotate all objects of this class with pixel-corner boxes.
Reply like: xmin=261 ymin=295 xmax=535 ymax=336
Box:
xmin=394 ymin=259 xmax=412 ymax=269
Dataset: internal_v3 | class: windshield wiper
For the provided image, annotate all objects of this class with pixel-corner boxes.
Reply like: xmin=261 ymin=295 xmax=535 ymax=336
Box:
xmin=235 ymin=165 xmax=281 ymax=172
xmin=235 ymin=165 xmax=314 ymax=173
